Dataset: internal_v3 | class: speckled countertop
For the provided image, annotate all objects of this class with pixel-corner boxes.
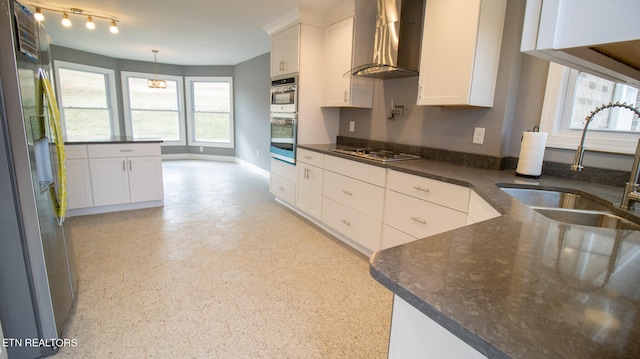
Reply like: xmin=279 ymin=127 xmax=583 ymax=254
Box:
xmin=299 ymin=144 xmax=640 ymax=359
xmin=64 ymin=135 xmax=163 ymax=144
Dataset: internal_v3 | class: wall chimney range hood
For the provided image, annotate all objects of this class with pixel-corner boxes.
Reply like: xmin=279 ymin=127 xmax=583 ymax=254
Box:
xmin=348 ymin=0 xmax=424 ymax=80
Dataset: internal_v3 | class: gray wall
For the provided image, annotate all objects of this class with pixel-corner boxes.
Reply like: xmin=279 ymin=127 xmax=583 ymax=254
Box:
xmin=234 ymin=53 xmax=271 ymax=170
xmin=50 ymin=46 xmax=242 ymax=160
xmin=338 ymin=0 xmax=635 ymax=172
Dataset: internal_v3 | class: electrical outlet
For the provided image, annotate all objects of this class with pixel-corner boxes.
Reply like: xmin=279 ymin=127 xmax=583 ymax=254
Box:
xmin=199 ymin=146 xmax=203 ymax=152
xmin=473 ymin=127 xmax=485 ymax=145
xmin=349 ymin=121 xmax=355 ymax=132
xmin=257 ymin=149 xmax=260 ymax=157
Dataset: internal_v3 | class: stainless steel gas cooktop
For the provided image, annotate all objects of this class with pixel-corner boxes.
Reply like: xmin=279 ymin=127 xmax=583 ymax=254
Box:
xmin=332 ymin=148 xmax=421 ymax=162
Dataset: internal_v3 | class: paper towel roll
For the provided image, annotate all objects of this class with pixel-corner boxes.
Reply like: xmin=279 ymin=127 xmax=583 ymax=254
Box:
xmin=516 ymin=131 xmax=547 ymax=177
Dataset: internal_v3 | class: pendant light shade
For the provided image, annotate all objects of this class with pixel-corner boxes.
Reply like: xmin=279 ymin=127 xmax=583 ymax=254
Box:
xmin=148 ymin=50 xmax=167 ymax=89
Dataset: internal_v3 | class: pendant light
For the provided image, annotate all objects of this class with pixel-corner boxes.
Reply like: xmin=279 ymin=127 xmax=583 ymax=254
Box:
xmin=34 ymin=7 xmax=45 ymax=21
xmin=86 ymin=15 xmax=95 ymax=29
xmin=147 ymin=50 xmax=167 ymax=89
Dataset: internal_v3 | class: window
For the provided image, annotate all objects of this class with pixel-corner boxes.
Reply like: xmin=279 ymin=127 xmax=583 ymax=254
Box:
xmin=540 ymin=63 xmax=640 ymax=154
xmin=53 ymin=61 xmax=118 ymax=138
xmin=121 ymin=72 xmax=185 ymax=145
xmin=185 ymin=77 xmax=234 ymax=148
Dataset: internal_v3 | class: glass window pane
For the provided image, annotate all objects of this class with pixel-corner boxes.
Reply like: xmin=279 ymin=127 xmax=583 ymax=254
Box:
xmin=193 ymin=82 xmax=230 ymax=112
xmin=570 ymin=72 xmax=640 ymax=132
xmin=58 ymin=68 xmax=107 ymax=108
xmin=131 ymin=110 xmax=180 ymax=141
xmin=128 ymin=78 xmax=178 ymax=110
xmin=194 ymin=112 xmax=230 ymax=142
xmin=63 ymin=109 xmax=111 ymax=137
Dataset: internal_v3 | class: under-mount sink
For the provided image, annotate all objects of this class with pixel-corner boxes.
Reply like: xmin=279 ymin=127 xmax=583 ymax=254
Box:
xmin=499 ymin=187 xmax=610 ymax=211
xmin=534 ymin=208 xmax=640 ymax=231
xmin=499 ymin=185 xmax=640 ymax=231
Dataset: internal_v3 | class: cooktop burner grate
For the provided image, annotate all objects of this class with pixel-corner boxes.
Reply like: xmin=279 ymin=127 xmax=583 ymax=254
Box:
xmin=332 ymin=148 xmax=421 ymax=162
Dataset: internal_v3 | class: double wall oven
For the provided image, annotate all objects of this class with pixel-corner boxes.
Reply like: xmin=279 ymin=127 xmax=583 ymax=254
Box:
xmin=270 ymin=76 xmax=297 ymax=164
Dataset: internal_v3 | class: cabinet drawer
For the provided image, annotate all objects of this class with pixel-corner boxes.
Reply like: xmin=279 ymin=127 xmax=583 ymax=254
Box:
xmin=271 ymin=158 xmax=297 ymax=181
xmin=270 ymin=173 xmax=296 ymax=205
xmin=65 ymin=144 xmax=88 ymax=159
xmin=322 ymin=198 xmax=381 ymax=252
xmin=324 ymin=155 xmax=386 ymax=187
xmin=381 ymin=225 xmax=417 ymax=250
xmin=384 ymin=191 xmax=467 ymax=239
xmin=323 ymin=170 xmax=384 ymax=220
xmin=88 ymin=143 xmax=161 ymax=158
xmin=387 ymin=170 xmax=470 ymax=212
xmin=297 ymin=148 xmax=324 ymax=168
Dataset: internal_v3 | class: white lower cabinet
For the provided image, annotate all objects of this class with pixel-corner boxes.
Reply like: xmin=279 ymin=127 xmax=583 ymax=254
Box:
xmin=88 ymin=144 xmax=164 ymax=207
xmin=65 ymin=145 xmax=93 ymax=210
xmin=381 ymin=170 xmax=499 ymax=250
xmin=66 ymin=142 xmax=164 ymax=216
xmin=296 ymin=149 xmax=324 ymax=220
xmin=389 ymin=295 xmax=487 ymax=359
xmin=321 ymin=156 xmax=386 ymax=253
xmin=270 ymin=158 xmax=297 ymax=205
xmin=384 ymin=191 xmax=468 ymax=241
xmin=322 ymin=198 xmax=382 ymax=253
xmin=279 ymin=152 xmax=500 ymax=254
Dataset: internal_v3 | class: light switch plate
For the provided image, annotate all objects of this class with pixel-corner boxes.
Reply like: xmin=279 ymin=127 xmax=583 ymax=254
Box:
xmin=349 ymin=121 xmax=355 ymax=132
xmin=473 ymin=127 xmax=485 ymax=144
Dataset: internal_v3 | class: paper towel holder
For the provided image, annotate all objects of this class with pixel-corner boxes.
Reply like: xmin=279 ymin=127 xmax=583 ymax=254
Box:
xmin=515 ymin=126 xmax=546 ymax=179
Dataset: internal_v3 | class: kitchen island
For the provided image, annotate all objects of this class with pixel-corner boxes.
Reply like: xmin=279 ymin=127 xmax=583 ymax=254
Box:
xmin=299 ymin=144 xmax=640 ymax=359
xmin=64 ymin=136 xmax=164 ymax=216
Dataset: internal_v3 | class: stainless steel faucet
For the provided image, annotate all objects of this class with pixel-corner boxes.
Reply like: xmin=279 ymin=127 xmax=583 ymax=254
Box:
xmin=570 ymin=102 xmax=640 ymax=209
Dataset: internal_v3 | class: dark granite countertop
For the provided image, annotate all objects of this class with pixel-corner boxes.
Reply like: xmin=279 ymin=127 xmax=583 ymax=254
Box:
xmin=299 ymin=143 xmax=640 ymax=359
xmin=64 ymin=135 xmax=163 ymax=145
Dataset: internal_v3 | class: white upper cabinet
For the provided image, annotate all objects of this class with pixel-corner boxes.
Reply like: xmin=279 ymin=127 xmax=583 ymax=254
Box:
xmin=417 ymin=0 xmax=506 ymax=107
xmin=521 ymin=0 xmax=640 ymax=87
xmin=271 ymin=24 xmax=300 ymax=78
xmin=322 ymin=16 xmax=374 ymax=108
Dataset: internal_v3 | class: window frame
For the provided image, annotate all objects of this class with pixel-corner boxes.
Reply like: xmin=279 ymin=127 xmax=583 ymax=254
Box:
xmin=121 ymin=71 xmax=186 ymax=146
xmin=539 ymin=62 xmax=639 ymax=154
xmin=185 ymin=76 xmax=235 ymax=149
xmin=53 ymin=60 xmax=119 ymax=137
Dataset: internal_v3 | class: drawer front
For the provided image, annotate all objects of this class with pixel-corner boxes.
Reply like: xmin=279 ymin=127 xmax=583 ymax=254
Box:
xmin=324 ymin=155 xmax=386 ymax=187
xmin=270 ymin=174 xmax=296 ymax=205
xmin=381 ymin=225 xmax=417 ymax=250
xmin=323 ymin=170 xmax=384 ymax=220
xmin=384 ymin=191 xmax=467 ymax=239
xmin=297 ymin=148 xmax=324 ymax=168
xmin=271 ymin=158 xmax=297 ymax=181
xmin=88 ymin=143 xmax=161 ymax=158
xmin=322 ymin=198 xmax=382 ymax=252
xmin=65 ymin=144 xmax=88 ymax=159
xmin=387 ymin=170 xmax=470 ymax=212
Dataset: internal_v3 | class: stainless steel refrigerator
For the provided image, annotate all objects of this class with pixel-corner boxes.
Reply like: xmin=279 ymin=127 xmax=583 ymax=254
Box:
xmin=0 ymin=1 xmax=78 ymax=358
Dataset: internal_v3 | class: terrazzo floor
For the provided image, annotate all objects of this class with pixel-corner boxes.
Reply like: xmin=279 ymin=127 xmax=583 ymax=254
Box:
xmin=56 ymin=160 xmax=393 ymax=358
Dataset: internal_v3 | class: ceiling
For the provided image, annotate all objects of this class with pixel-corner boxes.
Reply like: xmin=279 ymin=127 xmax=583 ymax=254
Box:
xmin=29 ymin=0 xmax=343 ymax=66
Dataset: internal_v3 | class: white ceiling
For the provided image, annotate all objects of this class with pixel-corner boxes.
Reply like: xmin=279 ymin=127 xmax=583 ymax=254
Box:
xmin=30 ymin=0 xmax=342 ymax=66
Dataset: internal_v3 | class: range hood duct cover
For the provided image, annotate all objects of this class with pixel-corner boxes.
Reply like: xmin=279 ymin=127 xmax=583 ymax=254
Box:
xmin=348 ymin=0 xmax=424 ymax=79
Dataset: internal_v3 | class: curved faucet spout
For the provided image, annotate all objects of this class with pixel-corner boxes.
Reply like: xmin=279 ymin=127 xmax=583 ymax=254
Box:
xmin=571 ymin=102 xmax=640 ymax=172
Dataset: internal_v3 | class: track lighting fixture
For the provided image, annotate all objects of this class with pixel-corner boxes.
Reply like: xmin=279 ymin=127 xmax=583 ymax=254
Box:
xmin=30 ymin=4 xmax=119 ymax=34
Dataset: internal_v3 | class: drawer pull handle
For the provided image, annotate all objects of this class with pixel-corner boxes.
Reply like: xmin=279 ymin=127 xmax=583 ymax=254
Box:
xmin=342 ymin=190 xmax=353 ymax=196
xmin=413 ymin=186 xmax=430 ymax=193
xmin=120 ymin=149 xmax=133 ymax=152
xmin=278 ymin=186 xmax=285 ymax=191
xmin=304 ymin=155 xmax=312 ymax=160
xmin=411 ymin=217 xmax=427 ymax=225
xmin=341 ymin=219 xmax=351 ymax=226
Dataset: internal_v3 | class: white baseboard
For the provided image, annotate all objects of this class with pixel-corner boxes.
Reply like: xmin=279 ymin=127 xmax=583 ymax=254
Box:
xmin=161 ymin=154 xmax=270 ymax=178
